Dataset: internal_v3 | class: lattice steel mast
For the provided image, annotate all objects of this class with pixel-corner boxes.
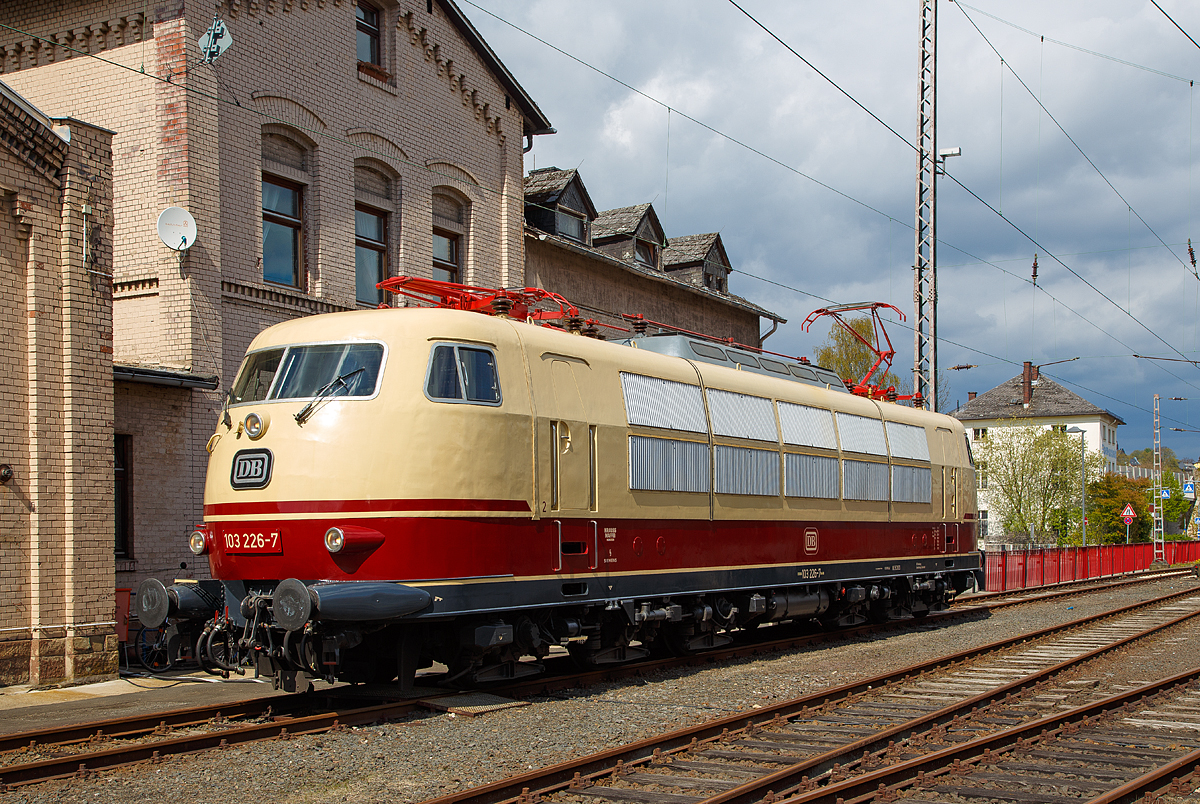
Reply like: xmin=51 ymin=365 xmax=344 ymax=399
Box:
xmin=913 ymin=0 xmax=937 ymax=411
xmin=1153 ymin=394 xmax=1166 ymax=561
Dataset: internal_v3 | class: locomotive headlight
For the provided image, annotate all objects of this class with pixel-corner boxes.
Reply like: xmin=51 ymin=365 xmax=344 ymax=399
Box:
xmin=188 ymin=530 xmax=209 ymax=555
xmin=244 ymin=411 xmax=269 ymax=440
xmin=324 ymin=527 xmax=345 ymax=553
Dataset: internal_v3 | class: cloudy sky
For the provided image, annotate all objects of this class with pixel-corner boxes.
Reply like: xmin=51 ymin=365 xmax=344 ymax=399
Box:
xmin=466 ymin=0 xmax=1200 ymax=458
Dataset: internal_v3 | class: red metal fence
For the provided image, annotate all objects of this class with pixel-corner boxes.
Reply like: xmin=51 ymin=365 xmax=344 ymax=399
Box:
xmin=982 ymin=541 xmax=1200 ymax=592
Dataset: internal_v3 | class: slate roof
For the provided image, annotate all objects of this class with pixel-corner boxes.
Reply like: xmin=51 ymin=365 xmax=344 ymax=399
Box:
xmin=952 ymin=373 xmax=1125 ymax=424
xmin=523 ymin=167 xmax=575 ymax=200
xmin=592 ymin=204 xmax=653 ymax=240
xmin=664 ymin=233 xmax=721 ymax=267
xmin=526 ymin=226 xmax=784 ymax=322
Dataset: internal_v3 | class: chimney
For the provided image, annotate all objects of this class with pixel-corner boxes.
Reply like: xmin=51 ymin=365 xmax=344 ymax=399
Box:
xmin=968 ymin=392 xmax=977 ymax=401
xmin=1031 ymin=364 xmax=1040 ymax=381
xmin=1022 ymin=361 xmax=1033 ymax=406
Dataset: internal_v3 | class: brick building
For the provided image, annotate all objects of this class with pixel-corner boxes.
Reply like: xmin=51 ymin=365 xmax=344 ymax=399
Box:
xmin=1 ymin=0 xmax=782 ymax=667
xmin=522 ymin=167 xmax=779 ymax=345
xmin=1 ymin=0 xmax=552 ymax=595
xmin=0 ymin=81 xmax=117 ymax=684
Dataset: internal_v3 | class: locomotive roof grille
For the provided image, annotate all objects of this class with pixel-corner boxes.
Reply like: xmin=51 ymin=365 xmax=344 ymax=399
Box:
xmin=622 ymin=334 xmax=848 ymax=392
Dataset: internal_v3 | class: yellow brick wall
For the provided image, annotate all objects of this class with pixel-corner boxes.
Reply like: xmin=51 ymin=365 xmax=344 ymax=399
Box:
xmin=0 ymin=93 xmax=117 ymax=684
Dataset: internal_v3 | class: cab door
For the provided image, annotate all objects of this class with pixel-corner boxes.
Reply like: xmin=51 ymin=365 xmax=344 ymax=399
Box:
xmin=936 ymin=427 xmax=960 ymax=552
xmin=530 ymin=355 xmax=600 ymax=577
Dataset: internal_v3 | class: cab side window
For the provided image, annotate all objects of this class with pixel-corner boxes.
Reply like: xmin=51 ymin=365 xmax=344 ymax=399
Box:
xmin=425 ymin=344 xmax=501 ymax=405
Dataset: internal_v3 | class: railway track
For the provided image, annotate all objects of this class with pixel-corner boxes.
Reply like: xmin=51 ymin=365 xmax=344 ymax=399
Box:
xmin=419 ymin=585 xmax=1200 ymax=804
xmin=0 ymin=572 xmax=1192 ymax=790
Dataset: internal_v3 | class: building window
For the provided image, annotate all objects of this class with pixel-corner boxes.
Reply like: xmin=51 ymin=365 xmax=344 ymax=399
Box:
xmin=557 ymin=209 xmax=586 ymax=243
xmin=979 ymin=510 xmax=989 ymax=538
xmin=1051 ymin=424 xmax=1067 ymax=433
xmin=973 ymin=427 xmax=987 ymax=441
xmin=114 ymin=434 xmax=132 ymax=558
xmin=433 ymin=191 xmax=466 ymax=283
xmin=433 ymin=230 xmax=459 ymax=283
xmin=634 ymin=238 xmax=657 ymax=268
xmin=263 ymin=176 xmax=303 ymax=287
xmin=978 ymin=460 xmax=988 ymax=490
xmin=356 ymin=1 xmax=381 ymax=65
xmin=355 ymin=205 xmax=387 ymax=305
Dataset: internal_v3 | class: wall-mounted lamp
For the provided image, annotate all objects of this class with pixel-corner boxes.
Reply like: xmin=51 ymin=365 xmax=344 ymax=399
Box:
xmin=0 ymin=465 xmax=12 ymax=484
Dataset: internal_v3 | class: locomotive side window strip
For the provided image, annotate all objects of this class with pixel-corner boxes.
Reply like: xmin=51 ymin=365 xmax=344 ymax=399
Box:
xmin=706 ymin=389 xmax=777 ymax=442
xmin=425 ymin=343 xmax=502 ymax=405
xmin=886 ymin=421 xmax=930 ymax=461
xmin=778 ymin=402 xmax=837 ymax=449
xmin=714 ymin=445 xmax=780 ymax=496
xmin=784 ymin=453 xmax=839 ymax=499
xmin=843 ymin=459 xmax=889 ymax=501
xmin=629 ymin=436 xmax=710 ymax=493
xmin=836 ymin=412 xmax=888 ymax=455
xmin=892 ymin=465 xmax=932 ymax=503
xmin=620 ymin=373 xmax=707 ymax=433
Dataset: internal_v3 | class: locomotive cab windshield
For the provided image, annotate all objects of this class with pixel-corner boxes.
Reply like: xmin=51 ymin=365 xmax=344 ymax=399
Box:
xmin=229 ymin=341 xmax=385 ymax=406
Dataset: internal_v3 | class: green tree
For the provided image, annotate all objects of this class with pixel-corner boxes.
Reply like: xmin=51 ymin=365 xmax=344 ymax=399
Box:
xmin=1124 ymin=446 xmax=1180 ymax=472
xmin=975 ymin=422 xmax=1105 ymax=545
xmin=1086 ymin=474 xmax=1152 ymax=544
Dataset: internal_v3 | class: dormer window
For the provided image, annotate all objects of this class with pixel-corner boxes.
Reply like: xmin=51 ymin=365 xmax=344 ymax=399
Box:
xmin=634 ymin=239 xmax=657 ymax=268
xmin=557 ymin=209 xmax=586 ymax=243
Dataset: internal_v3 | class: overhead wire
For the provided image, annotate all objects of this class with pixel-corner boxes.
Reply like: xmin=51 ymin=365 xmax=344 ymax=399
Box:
xmin=1150 ymin=0 xmax=1200 ymax=54
xmin=729 ymin=266 xmax=1193 ymax=427
xmin=952 ymin=1 xmax=1196 ymax=280
xmin=961 ymin=2 xmax=1193 ymax=83
xmin=720 ymin=0 xmax=1200 ymax=381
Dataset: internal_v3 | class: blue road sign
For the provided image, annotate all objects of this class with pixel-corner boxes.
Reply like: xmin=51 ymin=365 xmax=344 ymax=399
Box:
xmin=1162 ymin=489 xmax=1171 ymax=499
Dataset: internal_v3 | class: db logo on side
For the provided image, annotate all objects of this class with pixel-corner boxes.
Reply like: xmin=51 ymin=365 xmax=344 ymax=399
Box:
xmin=804 ymin=528 xmax=819 ymax=555
xmin=231 ymin=448 xmax=273 ymax=490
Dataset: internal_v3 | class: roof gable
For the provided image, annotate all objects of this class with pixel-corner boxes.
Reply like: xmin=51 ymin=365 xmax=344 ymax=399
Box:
xmin=523 ymin=167 xmax=597 ymax=218
xmin=436 ymin=0 xmax=552 ymax=133
xmin=664 ymin=233 xmax=728 ymax=270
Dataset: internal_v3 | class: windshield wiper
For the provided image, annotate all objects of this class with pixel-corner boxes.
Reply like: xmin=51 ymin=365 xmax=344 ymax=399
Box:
xmin=294 ymin=367 xmax=366 ymax=425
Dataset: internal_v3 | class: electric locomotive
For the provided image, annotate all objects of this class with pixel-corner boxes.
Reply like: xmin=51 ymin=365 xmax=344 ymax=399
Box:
xmin=137 ymin=281 xmax=980 ymax=690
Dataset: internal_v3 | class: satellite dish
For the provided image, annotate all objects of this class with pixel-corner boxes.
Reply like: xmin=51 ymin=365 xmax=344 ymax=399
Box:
xmin=157 ymin=207 xmax=197 ymax=251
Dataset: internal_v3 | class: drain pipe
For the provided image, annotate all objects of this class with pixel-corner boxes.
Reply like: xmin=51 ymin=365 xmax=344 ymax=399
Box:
xmin=524 ymin=127 xmax=557 ymax=154
xmin=760 ymin=317 xmax=780 ymax=345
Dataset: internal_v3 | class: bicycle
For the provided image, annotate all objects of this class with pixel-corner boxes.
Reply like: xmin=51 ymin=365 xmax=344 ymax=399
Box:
xmin=135 ymin=624 xmax=179 ymax=672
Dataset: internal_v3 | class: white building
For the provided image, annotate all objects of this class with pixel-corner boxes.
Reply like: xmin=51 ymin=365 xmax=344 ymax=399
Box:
xmin=951 ymin=362 xmax=1124 ymax=541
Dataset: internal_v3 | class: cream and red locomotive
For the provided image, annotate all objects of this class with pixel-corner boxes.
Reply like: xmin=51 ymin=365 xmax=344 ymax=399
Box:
xmin=137 ymin=281 xmax=979 ymax=689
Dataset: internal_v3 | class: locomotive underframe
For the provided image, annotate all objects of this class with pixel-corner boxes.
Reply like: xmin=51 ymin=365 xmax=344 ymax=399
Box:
xmin=207 ymin=560 xmax=977 ymax=690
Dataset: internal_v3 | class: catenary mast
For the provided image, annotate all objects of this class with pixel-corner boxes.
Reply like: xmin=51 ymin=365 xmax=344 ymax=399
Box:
xmin=913 ymin=0 xmax=937 ymax=410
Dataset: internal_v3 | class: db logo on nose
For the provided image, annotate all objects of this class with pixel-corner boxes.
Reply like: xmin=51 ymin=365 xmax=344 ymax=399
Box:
xmin=231 ymin=449 xmax=273 ymax=490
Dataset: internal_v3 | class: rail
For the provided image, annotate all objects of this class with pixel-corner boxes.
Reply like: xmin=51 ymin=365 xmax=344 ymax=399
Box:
xmin=982 ymin=540 xmax=1200 ymax=591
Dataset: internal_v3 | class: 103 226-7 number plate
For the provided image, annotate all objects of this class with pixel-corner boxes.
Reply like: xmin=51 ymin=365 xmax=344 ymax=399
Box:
xmin=222 ymin=530 xmax=282 ymax=554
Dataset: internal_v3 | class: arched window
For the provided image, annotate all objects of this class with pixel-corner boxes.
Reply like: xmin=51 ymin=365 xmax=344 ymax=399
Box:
xmin=355 ymin=164 xmax=395 ymax=305
xmin=432 ymin=191 xmax=467 ymax=283
xmin=261 ymin=130 xmax=312 ymax=289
